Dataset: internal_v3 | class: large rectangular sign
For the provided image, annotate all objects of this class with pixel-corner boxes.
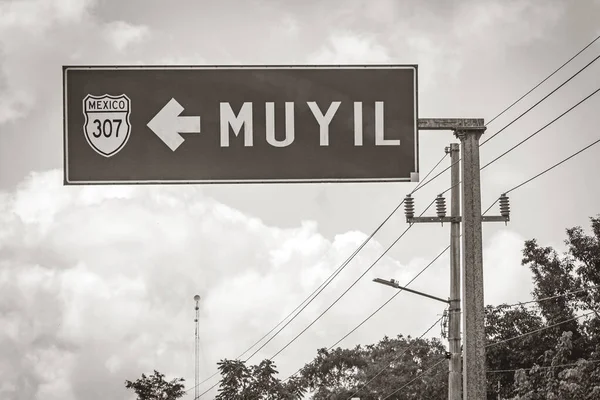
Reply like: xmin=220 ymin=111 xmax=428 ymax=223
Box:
xmin=63 ymin=65 xmax=418 ymax=184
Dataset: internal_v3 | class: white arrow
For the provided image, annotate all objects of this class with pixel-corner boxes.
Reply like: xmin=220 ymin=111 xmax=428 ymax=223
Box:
xmin=147 ymin=98 xmax=201 ymax=151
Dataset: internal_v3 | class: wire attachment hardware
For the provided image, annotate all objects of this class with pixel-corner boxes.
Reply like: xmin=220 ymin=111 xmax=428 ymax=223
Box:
xmin=435 ymin=194 xmax=447 ymax=218
xmin=499 ymin=193 xmax=510 ymax=218
xmin=404 ymin=195 xmax=415 ymax=220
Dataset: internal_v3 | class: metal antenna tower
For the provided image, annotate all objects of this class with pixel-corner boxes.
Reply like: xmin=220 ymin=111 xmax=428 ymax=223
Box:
xmin=193 ymin=294 xmax=201 ymax=400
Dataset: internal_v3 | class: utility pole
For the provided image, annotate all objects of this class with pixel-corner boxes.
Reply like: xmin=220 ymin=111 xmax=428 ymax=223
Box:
xmin=448 ymin=143 xmax=461 ymax=400
xmin=456 ymin=128 xmax=486 ymax=399
xmin=194 ymin=294 xmax=201 ymax=400
xmin=401 ymin=142 xmax=461 ymax=400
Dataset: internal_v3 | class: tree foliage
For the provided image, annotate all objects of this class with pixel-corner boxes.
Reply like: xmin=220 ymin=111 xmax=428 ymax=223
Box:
xmin=488 ymin=216 xmax=600 ymax=399
xmin=124 ymin=370 xmax=185 ymax=400
xmin=300 ymin=336 xmax=447 ymax=399
xmin=214 ymin=359 xmax=306 ymax=400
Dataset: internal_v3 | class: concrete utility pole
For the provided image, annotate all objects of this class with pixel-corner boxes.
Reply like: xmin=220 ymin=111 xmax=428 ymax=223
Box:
xmin=401 ymin=142 xmax=462 ymax=400
xmin=194 ymin=294 xmax=201 ymax=400
xmin=456 ymin=127 xmax=486 ymax=400
xmin=448 ymin=143 xmax=462 ymax=400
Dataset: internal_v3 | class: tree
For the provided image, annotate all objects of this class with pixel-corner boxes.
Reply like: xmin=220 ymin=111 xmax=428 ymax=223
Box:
xmin=488 ymin=216 xmax=600 ymax=399
xmin=125 ymin=370 xmax=185 ymax=400
xmin=215 ymin=359 xmax=305 ymax=400
xmin=299 ymin=335 xmax=447 ymax=399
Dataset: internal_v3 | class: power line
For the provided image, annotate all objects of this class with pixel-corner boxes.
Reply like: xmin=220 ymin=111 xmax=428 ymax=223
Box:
xmin=241 ymin=152 xmax=449 ymax=364
xmin=482 ymin=133 xmax=600 ymax=215
xmin=380 ymin=312 xmax=596 ymax=397
xmin=279 ymin=244 xmax=451 ymax=385
xmin=329 ymin=245 xmax=451 ymax=350
xmin=480 ymin=87 xmax=600 ymax=171
xmin=269 ymin=197 xmax=438 ymax=360
xmin=506 ymin=136 xmax=600 ymax=195
xmin=488 ymin=359 xmax=600 ymax=373
xmin=486 ymin=34 xmax=600 ymax=126
xmin=413 ymin=40 xmax=600 ymax=192
xmin=190 ymin=156 xmax=449 ymax=398
xmin=346 ymin=314 xmax=445 ymax=400
xmin=412 ymin=158 xmax=459 ymax=195
xmin=486 ymin=311 xmax=594 ymax=349
xmin=380 ymin=357 xmax=447 ymax=400
xmin=200 ymin=311 xmax=596 ymax=398
xmin=497 ymin=284 xmax=600 ymax=309
xmin=480 ymin=52 xmax=600 ymax=146
xmin=444 ymin=85 xmax=600 ymax=203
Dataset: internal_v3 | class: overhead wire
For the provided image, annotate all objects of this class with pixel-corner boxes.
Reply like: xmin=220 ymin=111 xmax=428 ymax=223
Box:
xmin=381 ymin=312 xmax=596 ymax=396
xmin=440 ymin=84 xmax=600 ymax=201
xmin=496 ymin=284 xmax=600 ymax=309
xmin=193 ymin=155 xmax=449 ymax=397
xmin=488 ymin=359 xmax=600 ymax=374
xmin=193 ymin=31 xmax=600 ymax=400
xmin=268 ymin=196 xmax=439 ymax=360
xmin=480 ymin=87 xmax=600 ymax=171
xmin=380 ymin=358 xmax=448 ymax=400
xmin=486 ymin=311 xmax=594 ymax=349
xmin=414 ymin=39 xmax=600 ymax=192
xmin=189 ymin=154 xmax=449 ymax=396
xmin=483 ymin=131 xmax=600 ymax=216
xmin=278 ymin=244 xmax=452 ymax=385
xmin=480 ymin=52 xmax=600 ymax=146
xmin=485 ymin=34 xmax=600 ymax=126
xmin=346 ymin=314 xmax=446 ymax=400
xmin=241 ymin=151 xmax=449 ymax=363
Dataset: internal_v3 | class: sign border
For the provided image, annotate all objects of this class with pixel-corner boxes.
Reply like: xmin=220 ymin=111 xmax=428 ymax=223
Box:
xmin=63 ymin=65 xmax=419 ymax=185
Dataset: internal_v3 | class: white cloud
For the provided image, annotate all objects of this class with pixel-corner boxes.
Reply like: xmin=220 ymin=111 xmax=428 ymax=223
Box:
xmin=279 ymin=15 xmax=299 ymax=37
xmin=308 ymin=32 xmax=390 ymax=64
xmin=455 ymin=0 xmax=565 ymax=48
xmin=0 ymin=90 xmax=34 ymax=124
xmin=483 ymin=229 xmax=533 ymax=305
xmin=0 ymin=169 xmax=420 ymax=400
xmin=0 ymin=0 xmax=96 ymax=33
xmin=104 ymin=21 xmax=150 ymax=52
xmin=0 ymin=0 xmax=98 ymax=124
xmin=404 ymin=35 xmax=462 ymax=91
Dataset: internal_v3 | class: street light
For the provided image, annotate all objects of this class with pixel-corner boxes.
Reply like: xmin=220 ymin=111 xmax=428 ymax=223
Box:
xmin=372 ymin=278 xmax=449 ymax=304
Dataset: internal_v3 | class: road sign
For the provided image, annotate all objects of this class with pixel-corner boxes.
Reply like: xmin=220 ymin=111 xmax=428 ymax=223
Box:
xmin=63 ymin=65 xmax=418 ymax=184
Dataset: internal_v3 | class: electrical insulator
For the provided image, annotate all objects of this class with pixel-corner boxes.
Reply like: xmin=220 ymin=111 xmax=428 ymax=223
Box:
xmin=404 ymin=195 xmax=415 ymax=219
xmin=499 ymin=193 xmax=510 ymax=218
xmin=435 ymin=194 xmax=447 ymax=218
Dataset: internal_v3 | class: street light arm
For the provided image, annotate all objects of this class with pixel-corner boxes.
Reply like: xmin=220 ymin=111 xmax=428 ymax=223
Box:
xmin=373 ymin=278 xmax=450 ymax=304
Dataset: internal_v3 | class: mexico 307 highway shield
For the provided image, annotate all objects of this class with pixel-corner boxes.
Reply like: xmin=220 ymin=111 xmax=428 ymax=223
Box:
xmin=63 ymin=65 xmax=418 ymax=184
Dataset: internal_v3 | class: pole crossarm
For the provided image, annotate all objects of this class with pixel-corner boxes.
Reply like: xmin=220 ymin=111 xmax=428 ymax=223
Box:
xmin=409 ymin=216 xmax=461 ymax=224
xmin=408 ymin=216 xmax=509 ymax=224
xmin=418 ymin=118 xmax=485 ymax=130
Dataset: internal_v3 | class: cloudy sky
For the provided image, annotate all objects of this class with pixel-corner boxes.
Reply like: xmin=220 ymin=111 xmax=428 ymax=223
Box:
xmin=1 ymin=0 xmax=600 ymax=399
